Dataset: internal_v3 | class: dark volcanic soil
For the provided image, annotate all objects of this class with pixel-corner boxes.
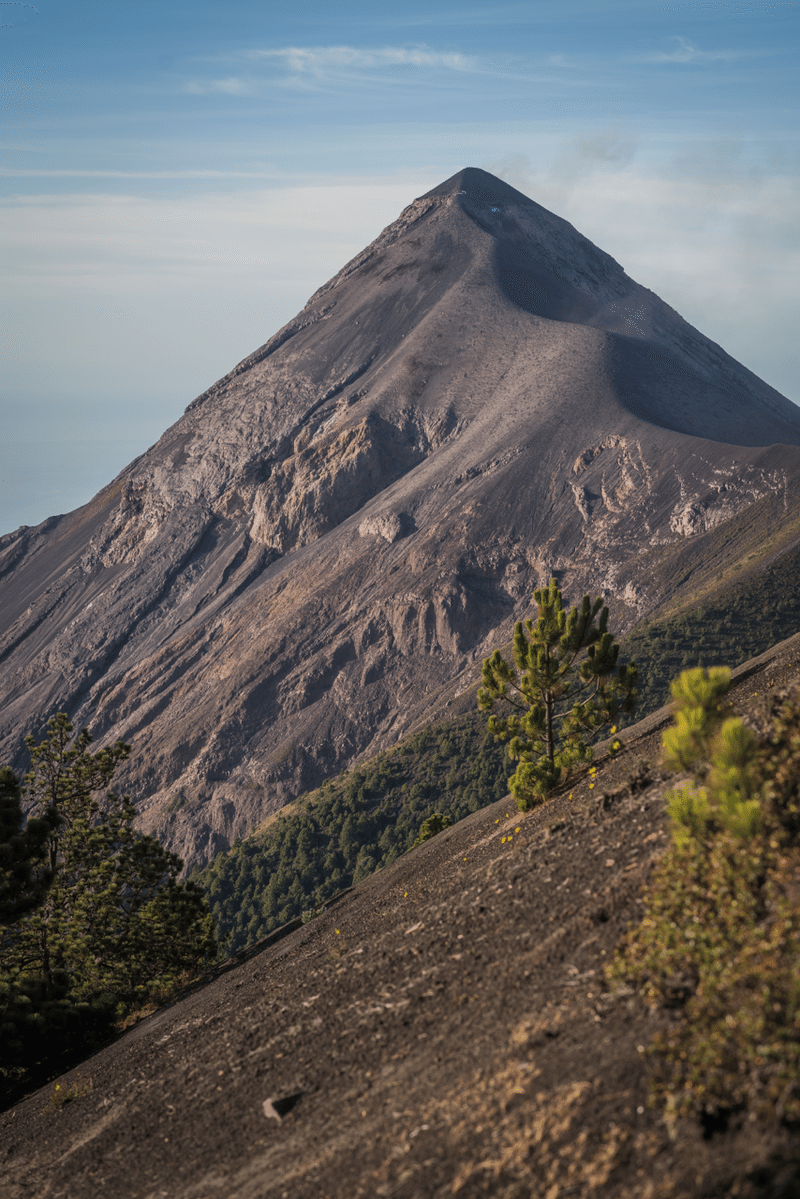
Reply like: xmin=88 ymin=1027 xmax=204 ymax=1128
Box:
xmin=3 ymin=638 xmax=800 ymax=1198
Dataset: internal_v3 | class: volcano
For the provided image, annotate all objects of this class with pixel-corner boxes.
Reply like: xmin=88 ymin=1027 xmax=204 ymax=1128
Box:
xmin=2 ymin=167 xmax=800 ymax=869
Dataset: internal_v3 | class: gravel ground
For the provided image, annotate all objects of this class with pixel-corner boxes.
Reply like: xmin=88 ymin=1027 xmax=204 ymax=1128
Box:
xmin=3 ymin=635 xmax=800 ymax=1198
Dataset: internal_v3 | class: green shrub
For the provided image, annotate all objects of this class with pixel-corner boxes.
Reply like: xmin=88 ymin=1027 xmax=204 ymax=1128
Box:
xmin=662 ymin=667 xmax=762 ymax=844
xmin=412 ymin=812 xmax=452 ymax=847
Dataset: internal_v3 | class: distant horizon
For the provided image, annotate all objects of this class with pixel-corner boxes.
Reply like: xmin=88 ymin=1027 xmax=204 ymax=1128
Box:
xmin=3 ymin=0 xmax=799 ymax=535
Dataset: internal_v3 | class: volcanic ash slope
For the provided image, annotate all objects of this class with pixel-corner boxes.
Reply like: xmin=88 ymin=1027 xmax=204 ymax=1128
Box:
xmin=2 ymin=167 xmax=800 ymax=868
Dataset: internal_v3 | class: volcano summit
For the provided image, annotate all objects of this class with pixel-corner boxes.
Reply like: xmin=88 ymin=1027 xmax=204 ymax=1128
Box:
xmin=2 ymin=167 xmax=800 ymax=868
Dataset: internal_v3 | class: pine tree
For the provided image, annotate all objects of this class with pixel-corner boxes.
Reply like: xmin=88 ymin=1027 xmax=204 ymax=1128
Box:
xmin=1 ymin=763 xmax=113 ymax=1099
xmin=478 ymin=579 xmax=637 ymax=809
xmin=0 ymin=768 xmax=54 ymax=924
xmin=3 ymin=713 xmax=216 ymax=1014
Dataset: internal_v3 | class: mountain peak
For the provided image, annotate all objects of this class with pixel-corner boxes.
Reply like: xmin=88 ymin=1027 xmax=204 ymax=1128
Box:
xmin=2 ymin=173 xmax=800 ymax=871
xmin=421 ymin=165 xmax=537 ymax=209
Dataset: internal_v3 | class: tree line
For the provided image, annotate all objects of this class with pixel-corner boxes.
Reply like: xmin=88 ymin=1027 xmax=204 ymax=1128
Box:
xmin=193 ymin=713 xmax=510 ymax=954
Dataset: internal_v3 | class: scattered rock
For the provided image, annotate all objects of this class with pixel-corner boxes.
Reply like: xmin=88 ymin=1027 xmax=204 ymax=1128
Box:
xmin=262 ymin=1093 xmax=303 ymax=1122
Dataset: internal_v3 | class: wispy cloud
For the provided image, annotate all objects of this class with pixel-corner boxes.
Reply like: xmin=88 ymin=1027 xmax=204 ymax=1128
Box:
xmin=181 ymin=43 xmax=480 ymax=95
xmin=635 ymin=36 xmax=749 ymax=64
xmin=246 ymin=45 xmax=477 ymax=74
xmin=183 ymin=76 xmax=250 ymax=96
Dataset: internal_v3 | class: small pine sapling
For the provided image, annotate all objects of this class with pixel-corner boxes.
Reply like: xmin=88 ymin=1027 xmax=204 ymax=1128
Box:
xmin=609 ymin=667 xmax=800 ymax=1131
xmin=662 ymin=666 xmax=761 ymax=844
xmin=478 ymin=579 xmax=637 ymax=809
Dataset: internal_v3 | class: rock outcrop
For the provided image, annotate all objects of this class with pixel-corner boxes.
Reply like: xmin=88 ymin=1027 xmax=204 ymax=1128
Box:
xmin=2 ymin=167 xmax=800 ymax=869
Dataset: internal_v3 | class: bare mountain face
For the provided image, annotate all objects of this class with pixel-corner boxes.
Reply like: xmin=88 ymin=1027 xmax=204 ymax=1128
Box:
xmin=3 ymin=167 xmax=800 ymax=870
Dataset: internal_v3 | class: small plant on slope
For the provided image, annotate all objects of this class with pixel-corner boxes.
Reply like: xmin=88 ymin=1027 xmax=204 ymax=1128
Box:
xmin=609 ymin=667 xmax=800 ymax=1133
xmin=478 ymin=578 xmax=637 ymax=810
xmin=413 ymin=812 xmax=452 ymax=847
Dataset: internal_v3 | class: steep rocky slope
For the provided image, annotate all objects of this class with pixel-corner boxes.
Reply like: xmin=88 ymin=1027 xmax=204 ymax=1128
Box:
xmin=3 ymin=635 xmax=800 ymax=1198
xmin=2 ymin=167 xmax=800 ymax=869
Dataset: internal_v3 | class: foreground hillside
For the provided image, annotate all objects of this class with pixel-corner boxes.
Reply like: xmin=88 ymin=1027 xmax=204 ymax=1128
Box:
xmin=3 ymin=636 xmax=800 ymax=1198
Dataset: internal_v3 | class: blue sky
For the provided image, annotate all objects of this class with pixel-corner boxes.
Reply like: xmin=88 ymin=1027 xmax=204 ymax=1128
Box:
xmin=2 ymin=0 xmax=799 ymax=534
